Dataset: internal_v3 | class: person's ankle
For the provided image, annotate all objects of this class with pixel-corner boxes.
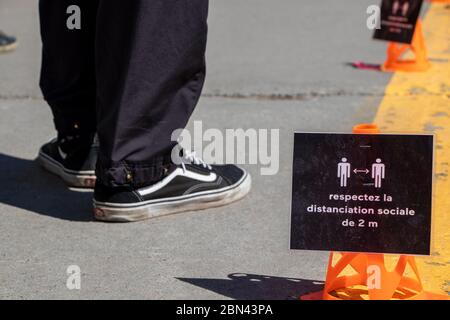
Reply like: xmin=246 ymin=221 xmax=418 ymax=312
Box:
xmin=57 ymin=132 xmax=96 ymax=153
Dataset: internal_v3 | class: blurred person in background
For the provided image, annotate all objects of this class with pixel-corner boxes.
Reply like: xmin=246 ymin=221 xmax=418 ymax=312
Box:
xmin=0 ymin=30 xmax=17 ymax=52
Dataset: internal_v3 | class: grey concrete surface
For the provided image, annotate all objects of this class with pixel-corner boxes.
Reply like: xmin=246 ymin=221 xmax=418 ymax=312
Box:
xmin=0 ymin=0 xmax=392 ymax=98
xmin=0 ymin=0 xmax=392 ymax=299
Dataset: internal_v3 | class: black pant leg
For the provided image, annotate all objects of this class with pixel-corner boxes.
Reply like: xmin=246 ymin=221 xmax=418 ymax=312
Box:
xmin=95 ymin=0 xmax=209 ymax=187
xmin=39 ymin=0 xmax=98 ymax=137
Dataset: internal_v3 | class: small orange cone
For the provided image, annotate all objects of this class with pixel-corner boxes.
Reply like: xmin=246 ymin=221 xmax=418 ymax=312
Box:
xmin=382 ymin=20 xmax=431 ymax=72
xmin=300 ymin=124 xmax=449 ymax=300
xmin=312 ymin=252 xmax=447 ymax=300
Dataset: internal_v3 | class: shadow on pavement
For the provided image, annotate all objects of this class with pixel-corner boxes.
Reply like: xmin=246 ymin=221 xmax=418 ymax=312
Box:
xmin=0 ymin=153 xmax=94 ymax=222
xmin=177 ymin=273 xmax=324 ymax=300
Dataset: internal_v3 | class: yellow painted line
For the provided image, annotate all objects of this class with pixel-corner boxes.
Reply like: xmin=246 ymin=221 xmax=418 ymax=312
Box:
xmin=374 ymin=3 xmax=450 ymax=295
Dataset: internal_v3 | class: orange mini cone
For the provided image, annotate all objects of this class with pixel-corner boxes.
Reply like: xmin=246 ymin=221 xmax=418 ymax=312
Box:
xmin=427 ymin=0 xmax=450 ymax=3
xmin=382 ymin=20 xmax=431 ymax=72
xmin=300 ymin=124 xmax=449 ymax=300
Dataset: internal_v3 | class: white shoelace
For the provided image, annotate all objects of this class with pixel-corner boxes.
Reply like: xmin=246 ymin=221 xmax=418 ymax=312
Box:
xmin=181 ymin=149 xmax=212 ymax=172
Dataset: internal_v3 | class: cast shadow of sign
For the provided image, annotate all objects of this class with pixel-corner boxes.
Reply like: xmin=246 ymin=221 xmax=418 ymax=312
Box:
xmin=0 ymin=153 xmax=93 ymax=221
xmin=177 ymin=273 xmax=324 ymax=300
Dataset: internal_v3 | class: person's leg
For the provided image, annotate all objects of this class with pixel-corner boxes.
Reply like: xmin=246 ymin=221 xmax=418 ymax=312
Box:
xmin=39 ymin=0 xmax=97 ymax=138
xmin=38 ymin=0 xmax=99 ymax=187
xmin=93 ymin=0 xmax=251 ymax=221
xmin=95 ymin=0 xmax=209 ymax=188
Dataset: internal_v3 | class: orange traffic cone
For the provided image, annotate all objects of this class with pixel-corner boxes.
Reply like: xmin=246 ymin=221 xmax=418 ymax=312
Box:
xmin=382 ymin=20 xmax=431 ymax=72
xmin=300 ymin=124 xmax=449 ymax=300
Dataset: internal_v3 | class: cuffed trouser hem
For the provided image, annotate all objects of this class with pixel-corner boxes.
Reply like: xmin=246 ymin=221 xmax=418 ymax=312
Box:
xmin=96 ymin=154 xmax=173 ymax=188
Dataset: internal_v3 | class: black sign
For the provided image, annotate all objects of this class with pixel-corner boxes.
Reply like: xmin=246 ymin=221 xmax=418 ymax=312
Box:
xmin=373 ymin=0 xmax=423 ymax=44
xmin=290 ymin=133 xmax=433 ymax=255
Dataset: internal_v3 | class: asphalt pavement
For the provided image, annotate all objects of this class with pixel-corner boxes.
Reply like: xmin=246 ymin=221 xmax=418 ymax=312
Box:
xmin=0 ymin=0 xmax=396 ymax=299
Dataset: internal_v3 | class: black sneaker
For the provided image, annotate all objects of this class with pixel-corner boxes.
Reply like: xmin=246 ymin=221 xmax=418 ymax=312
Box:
xmin=93 ymin=151 xmax=251 ymax=222
xmin=0 ymin=31 xmax=17 ymax=53
xmin=38 ymin=135 xmax=97 ymax=188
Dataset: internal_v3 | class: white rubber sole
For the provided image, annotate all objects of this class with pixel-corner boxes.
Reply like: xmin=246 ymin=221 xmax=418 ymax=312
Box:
xmin=0 ymin=41 xmax=18 ymax=53
xmin=38 ymin=151 xmax=96 ymax=188
xmin=93 ymin=172 xmax=252 ymax=222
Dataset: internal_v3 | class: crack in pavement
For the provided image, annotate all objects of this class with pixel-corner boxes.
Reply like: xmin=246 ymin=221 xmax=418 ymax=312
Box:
xmin=1 ymin=89 xmax=447 ymax=102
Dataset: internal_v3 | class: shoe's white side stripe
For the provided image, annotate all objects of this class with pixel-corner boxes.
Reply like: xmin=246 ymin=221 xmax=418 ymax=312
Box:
xmin=39 ymin=151 xmax=95 ymax=175
xmin=182 ymin=169 xmax=217 ymax=182
xmin=96 ymin=172 xmax=248 ymax=209
xmin=137 ymin=168 xmax=217 ymax=196
xmin=183 ymin=176 xmax=223 ymax=195
xmin=58 ymin=146 xmax=67 ymax=160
